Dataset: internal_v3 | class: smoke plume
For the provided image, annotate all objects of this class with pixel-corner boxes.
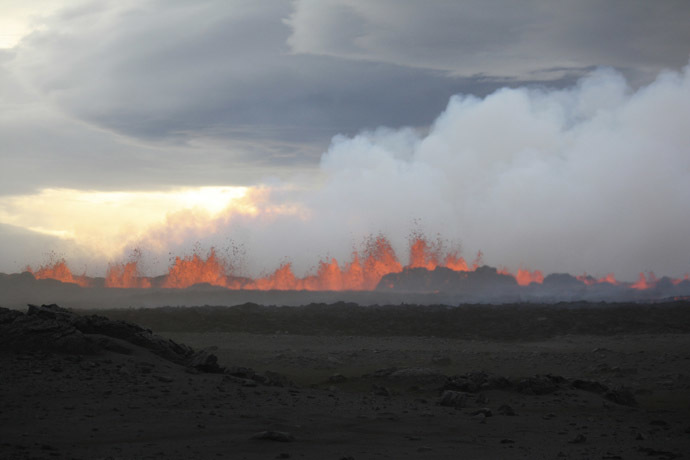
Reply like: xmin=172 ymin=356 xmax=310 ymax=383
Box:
xmin=132 ymin=63 xmax=690 ymax=281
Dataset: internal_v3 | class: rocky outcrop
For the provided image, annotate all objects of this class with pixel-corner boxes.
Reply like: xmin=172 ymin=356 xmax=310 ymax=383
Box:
xmin=0 ymin=304 xmax=222 ymax=372
xmin=442 ymin=371 xmax=637 ymax=406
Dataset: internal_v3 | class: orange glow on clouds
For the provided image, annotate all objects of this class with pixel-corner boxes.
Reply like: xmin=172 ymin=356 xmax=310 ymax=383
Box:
xmin=0 ymin=186 xmax=272 ymax=259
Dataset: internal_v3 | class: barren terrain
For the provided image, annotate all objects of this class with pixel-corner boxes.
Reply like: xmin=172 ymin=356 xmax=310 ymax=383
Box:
xmin=2 ymin=302 xmax=690 ymax=459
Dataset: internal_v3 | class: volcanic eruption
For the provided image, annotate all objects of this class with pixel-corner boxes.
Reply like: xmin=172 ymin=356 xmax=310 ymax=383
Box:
xmin=18 ymin=232 xmax=690 ymax=304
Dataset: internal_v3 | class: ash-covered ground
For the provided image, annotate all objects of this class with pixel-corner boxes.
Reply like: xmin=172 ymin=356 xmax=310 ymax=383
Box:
xmin=1 ymin=301 xmax=690 ymax=459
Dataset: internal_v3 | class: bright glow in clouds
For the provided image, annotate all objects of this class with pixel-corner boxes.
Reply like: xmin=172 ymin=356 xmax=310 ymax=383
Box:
xmin=0 ymin=186 xmax=249 ymax=259
xmin=0 ymin=1 xmax=83 ymax=48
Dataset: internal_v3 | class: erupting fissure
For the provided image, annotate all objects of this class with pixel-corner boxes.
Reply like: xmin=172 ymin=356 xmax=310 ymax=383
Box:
xmin=26 ymin=258 xmax=90 ymax=288
xmin=24 ymin=235 xmax=688 ymax=291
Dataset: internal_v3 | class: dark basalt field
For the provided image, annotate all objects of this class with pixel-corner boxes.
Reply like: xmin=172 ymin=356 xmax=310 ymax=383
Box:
xmin=2 ymin=302 xmax=690 ymax=459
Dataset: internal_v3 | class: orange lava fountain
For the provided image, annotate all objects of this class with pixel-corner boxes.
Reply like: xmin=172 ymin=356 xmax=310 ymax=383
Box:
xmin=497 ymin=267 xmax=544 ymax=286
xmin=162 ymin=248 xmax=231 ymax=288
xmin=631 ymin=272 xmax=658 ymax=290
xmin=105 ymin=261 xmax=152 ymax=288
xmin=27 ymin=259 xmax=90 ymax=287
xmin=576 ymin=273 xmax=619 ymax=286
xmin=25 ymin=234 xmax=687 ymax=292
xmin=239 ymin=235 xmax=402 ymax=291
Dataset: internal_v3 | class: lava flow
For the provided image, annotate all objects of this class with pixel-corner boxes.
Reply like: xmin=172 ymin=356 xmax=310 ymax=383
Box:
xmin=23 ymin=234 xmax=690 ymax=292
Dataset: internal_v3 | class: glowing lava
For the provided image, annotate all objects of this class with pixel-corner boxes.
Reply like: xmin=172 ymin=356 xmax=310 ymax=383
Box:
xmin=162 ymin=248 xmax=230 ymax=288
xmin=105 ymin=261 xmax=152 ymax=288
xmin=24 ymin=234 xmax=688 ymax=292
xmin=631 ymin=272 xmax=658 ymax=290
xmin=497 ymin=267 xmax=544 ymax=286
xmin=27 ymin=259 xmax=90 ymax=287
xmin=577 ymin=273 xmax=619 ymax=286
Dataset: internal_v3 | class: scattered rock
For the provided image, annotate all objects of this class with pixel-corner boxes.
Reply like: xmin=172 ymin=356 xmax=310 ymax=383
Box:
xmin=592 ymin=347 xmax=612 ymax=353
xmin=472 ymin=412 xmax=487 ymax=422
xmin=326 ymin=356 xmax=343 ymax=366
xmin=637 ymin=447 xmax=681 ymax=459
xmin=262 ymin=371 xmax=293 ymax=387
xmin=443 ymin=371 xmax=511 ymax=393
xmin=431 ymin=355 xmax=451 ymax=366
xmin=497 ymin=404 xmax=516 ymax=416
xmin=252 ymin=431 xmax=295 ymax=442
xmin=188 ymin=350 xmax=221 ymax=373
xmin=225 ymin=366 xmax=256 ymax=379
xmin=223 ymin=375 xmax=258 ymax=387
xmin=572 ymin=379 xmax=609 ymax=394
xmin=328 ymin=374 xmax=348 ymax=383
xmin=387 ymin=367 xmax=447 ymax=385
xmin=514 ymin=374 xmax=564 ymax=395
xmin=470 ymin=408 xmax=492 ymax=417
xmin=372 ymin=384 xmax=392 ymax=397
xmin=569 ymin=434 xmax=587 ymax=444
xmin=368 ymin=368 xmax=399 ymax=378
xmin=604 ymin=387 xmax=637 ymax=406
xmin=438 ymin=390 xmax=468 ymax=409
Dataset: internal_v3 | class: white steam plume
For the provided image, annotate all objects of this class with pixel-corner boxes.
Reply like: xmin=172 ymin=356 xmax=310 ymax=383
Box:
xmin=137 ymin=64 xmax=690 ymax=281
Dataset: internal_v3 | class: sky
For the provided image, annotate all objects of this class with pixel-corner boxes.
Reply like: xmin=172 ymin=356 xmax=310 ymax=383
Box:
xmin=1 ymin=0 xmax=689 ymax=280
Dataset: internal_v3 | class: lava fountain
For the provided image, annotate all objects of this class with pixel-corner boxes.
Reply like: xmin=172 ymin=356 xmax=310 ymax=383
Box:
xmin=23 ymin=234 xmax=689 ymax=292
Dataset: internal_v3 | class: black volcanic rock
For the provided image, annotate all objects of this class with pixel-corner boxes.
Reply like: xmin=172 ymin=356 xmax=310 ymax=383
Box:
xmin=543 ymin=273 xmax=585 ymax=288
xmin=376 ymin=265 xmax=517 ymax=294
xmin=0 ymin=304 xmax=222 ymax=372
xmin=1 ymin=305 xmax=100 ymax=354
xmin=441 ymin=371 xmax=636 ymax=405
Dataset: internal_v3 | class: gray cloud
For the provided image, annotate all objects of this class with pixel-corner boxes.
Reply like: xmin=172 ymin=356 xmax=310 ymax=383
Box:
xmin=12 ymin=1 xmax=471 ymax=140
xmin=2 ymin=0 xmax=524 ymax=195
xmin=286 ymin=0 xmax=690 ymax=83
xmin=3 ymin=0 xmax=595 ymax=196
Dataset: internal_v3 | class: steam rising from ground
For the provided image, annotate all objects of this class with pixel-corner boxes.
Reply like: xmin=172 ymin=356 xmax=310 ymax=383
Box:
xmin=130 ymin=64 xmax=690 ymax=281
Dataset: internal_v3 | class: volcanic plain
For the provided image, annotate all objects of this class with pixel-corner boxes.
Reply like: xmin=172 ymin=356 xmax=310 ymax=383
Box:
xmin=2 ymin=297 xmax=690 ymax=460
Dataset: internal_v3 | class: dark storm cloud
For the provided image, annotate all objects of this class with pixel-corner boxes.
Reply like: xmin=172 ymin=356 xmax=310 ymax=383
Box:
xmin=1 ymin=0 xmax=515 ymax=194
xmin=1 ymin=0 xmax=689 ymax=195
xmin=12 ymin=0 xmax=541 ymax=141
